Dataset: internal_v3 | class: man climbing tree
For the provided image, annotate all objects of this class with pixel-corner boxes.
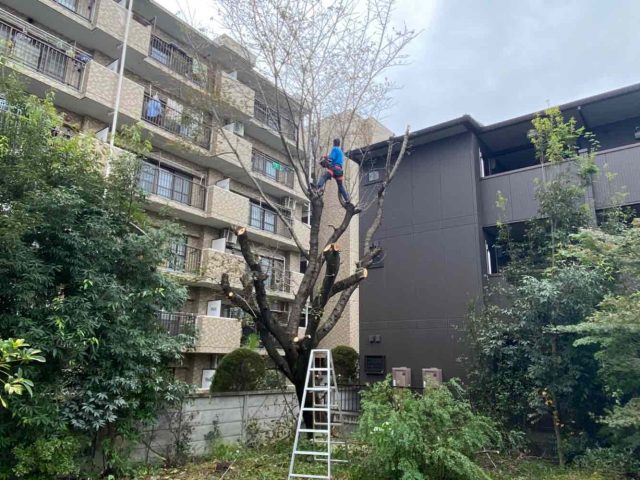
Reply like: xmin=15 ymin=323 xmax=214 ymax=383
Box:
xmin=189 ymin=0 xmax=417 ymax=412
xmin=316 ymin=138 xmax=350 ymax=205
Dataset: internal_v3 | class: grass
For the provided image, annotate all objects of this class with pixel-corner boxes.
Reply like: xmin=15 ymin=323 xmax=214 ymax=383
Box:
xmin=138 ymin=441 xmax=624 ymax=480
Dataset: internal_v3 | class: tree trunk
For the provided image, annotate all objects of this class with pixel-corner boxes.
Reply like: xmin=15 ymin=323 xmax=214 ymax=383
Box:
xmin=550 ymin=335 xmax=565 ymax=468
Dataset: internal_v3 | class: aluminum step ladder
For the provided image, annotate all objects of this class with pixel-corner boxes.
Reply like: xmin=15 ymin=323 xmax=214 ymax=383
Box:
xmin=288 ymin=349 xmax=348 ymax=479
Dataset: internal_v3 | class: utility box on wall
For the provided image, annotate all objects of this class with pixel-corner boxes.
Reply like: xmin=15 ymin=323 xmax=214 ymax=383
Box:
xmin=392 ymin=367 xmax=411 ymax=387
xmin=422 ymin=368 xmax=443 ymax=387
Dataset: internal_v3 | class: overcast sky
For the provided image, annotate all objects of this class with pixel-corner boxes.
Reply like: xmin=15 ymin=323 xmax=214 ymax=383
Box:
xmin=156 ymin=0 xmax=640 ymax=134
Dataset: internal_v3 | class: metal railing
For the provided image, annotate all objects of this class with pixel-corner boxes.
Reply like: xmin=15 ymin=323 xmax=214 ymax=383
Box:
xmin=157 ymin=311 xmax=197 ymax=336
xmin=138 ymin=163 xmax=206 ymax=210
xmin=265 ymin=269 xmax=292 ymax=293
xmin=254 ymin=99 xmax=298 ymax=141
xmin=0 ymin=15 xmax=89 ymax=90
xmin=53 ymin=0 xmax=94 ymax=21
xmin=142 ymin=93 xmax=212 ymax=149
xmin=251 ymin=149 xmax=295 ymax=188
xmin=149 ymin=34 xmax=207 ymax=87
xmin=166 ymin=244 xmax=201 ymax=274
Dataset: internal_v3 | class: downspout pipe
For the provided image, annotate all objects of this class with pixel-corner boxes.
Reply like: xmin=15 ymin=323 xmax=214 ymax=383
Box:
xmin=107 ymin=0 xmax=134 ymax=175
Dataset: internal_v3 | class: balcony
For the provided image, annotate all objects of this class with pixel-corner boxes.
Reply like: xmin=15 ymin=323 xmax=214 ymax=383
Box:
xmin=201 ymin=248 xmax=303 ymax=299
xmin=149 ymin=34 xmax=208 ymax=88
xmin=139 ymin=163 xmax=206 ymax=211
xmin=215 ymin=129 xmax=253 ymax=168
xmin=0 ymin=13 xmax=89 ymax=91
xmin=158 ymin=311 xmax=197 ymax=336
xmin=83 ymin=60 xmax=144 ymax=120
xmin=252 ymin=149 xmax=295 ymax=188
xmin=480 ymin=143 xmax=640 ymax=226
xmin=141 ymin=93 xmax=212 ymax=150
xmin=254 ymin=99 xmax=298 ymax=141
xmin=166 ymin=244 xmax=202 ymax=276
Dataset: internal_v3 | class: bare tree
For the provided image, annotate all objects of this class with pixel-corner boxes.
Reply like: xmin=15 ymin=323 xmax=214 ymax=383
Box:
xmin=181 ymin=0 xmax=416 ymax=409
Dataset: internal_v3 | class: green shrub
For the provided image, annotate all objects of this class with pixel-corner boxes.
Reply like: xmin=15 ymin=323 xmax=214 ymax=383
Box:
xmin=12 ymin=434 xmax=85 ymax=479
xmin=356 ymin=377 xmax=500 ymax=480
xmin=332 ymin=345 xmax=359 ymax=383
xmin=211 ymin=348 xmax=265 ymax=392
xmin=575 ymin=447 xmax=640 ymax=477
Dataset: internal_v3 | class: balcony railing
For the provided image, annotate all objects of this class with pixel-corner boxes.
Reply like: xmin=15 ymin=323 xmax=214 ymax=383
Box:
xmin=53 ymin=0 xmax=94 ymax=21
xmin=138 ymin=163 xmax=206 ymax=210
xmin=252 ymin=149 xmax=295 ymax=188
xmin=149 ymin=34 xmax=208 ymax=87
xmin=0 ymin=15 xmax=89 ymax=90
xmin=166 ymin=244 xmax=201 ymax=274
xmin=157 ymin=311 xmax=196 ymax=336
xmin=142 ymin=93 xmax=212 ymax=149
xmin=254 ymin=99 xmax=297 ymax=141
xmin=265 ymin=269 xmax=292 ymax=293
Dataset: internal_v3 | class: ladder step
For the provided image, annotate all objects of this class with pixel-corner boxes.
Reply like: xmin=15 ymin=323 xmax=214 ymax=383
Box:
xmin=314 ymin=422 xmax=343 ymax=426
xmin=289 ymin=475 xmax=330 ymax=479
xmin=308 ymin=387 xmax=329 ymax=391
xmin=294 ymin=450 xmax=329 ymax=456
xmin=299 ymin=428 xmax=329 ymax=434
xmin=303 ymin=407 xmax=329 ymax=412
xmin=310 ymin=367 xmax=329 ymax=371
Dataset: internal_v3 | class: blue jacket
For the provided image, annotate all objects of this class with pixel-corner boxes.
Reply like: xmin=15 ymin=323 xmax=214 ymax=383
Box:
xmin=328 ymin=146 xmax=344 ymax=168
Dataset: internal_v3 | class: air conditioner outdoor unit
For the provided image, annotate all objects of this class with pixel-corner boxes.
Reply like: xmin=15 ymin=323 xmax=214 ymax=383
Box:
xmin=392 ymin=367 xmax=411 ymax=387
xmin=223 ymin=229 xmax=238 ymax=246
xmin=422 ymin=368 xmax=443 ymax=388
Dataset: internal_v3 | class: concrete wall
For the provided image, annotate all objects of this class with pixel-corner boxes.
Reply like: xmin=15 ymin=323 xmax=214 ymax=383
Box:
xmin=133 ymin=390 xmax=297 ymax=461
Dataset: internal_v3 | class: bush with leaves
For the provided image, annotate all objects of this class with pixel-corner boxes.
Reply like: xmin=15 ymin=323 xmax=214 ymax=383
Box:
xmin=332 ymin=345 xmax=359 ymax=384
xmin=0 ymin=338 xmax=44 ymax=409
xmin=0 ymin=78 xmax=194 ymax=477
xmin=466 ymin=108 xmax=612 ymax=466
xmin=211 ymin=348 xmax=266 ymax=392
xmin=356 ymin=378 xmax=500 ymax=480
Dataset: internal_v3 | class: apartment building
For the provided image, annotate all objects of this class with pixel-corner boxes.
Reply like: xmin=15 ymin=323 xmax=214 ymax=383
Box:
xmin=0 ymin=0 xmax=319 ymax=388
xmin=357 ymin=83 xmax=640 ymax=387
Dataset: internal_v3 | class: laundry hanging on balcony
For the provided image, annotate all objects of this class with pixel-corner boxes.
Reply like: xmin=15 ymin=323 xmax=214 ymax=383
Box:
xmin=146 ymin=93 xmax=162 ymax=119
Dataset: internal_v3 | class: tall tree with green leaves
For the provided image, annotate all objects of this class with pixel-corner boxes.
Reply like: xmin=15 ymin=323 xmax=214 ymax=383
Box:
xmin=0 ymin=78 xmax=194 ymax=476
xmin=466 ymin=108 xmax=609 ymax=466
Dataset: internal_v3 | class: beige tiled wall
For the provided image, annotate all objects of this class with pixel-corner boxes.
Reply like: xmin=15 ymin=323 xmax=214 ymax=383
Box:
xmin=195 ymin=316 xmax=242 ymax=354
xmin=217 ymin=72 xmax=255 ymax=117
xmin=84 ymin=61 xmax=144 ymax=119
xmin=94 ymin=0 xmax=151 ymax=56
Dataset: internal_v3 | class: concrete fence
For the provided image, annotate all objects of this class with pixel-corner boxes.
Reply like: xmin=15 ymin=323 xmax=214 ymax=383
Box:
xmin=133 ymin=390 xmax=298 ymax=462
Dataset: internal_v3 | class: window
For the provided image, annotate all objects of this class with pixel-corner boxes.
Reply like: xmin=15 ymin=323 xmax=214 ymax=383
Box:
xmin=138 ymin=161 xmax=193 ymax=206
xmin=250 ymin=202 xmax=277 ymax=233
xmin=364 ymin=355 xmax=386 ymax=375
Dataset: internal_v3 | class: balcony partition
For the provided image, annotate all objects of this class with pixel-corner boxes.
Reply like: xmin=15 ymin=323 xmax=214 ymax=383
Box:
xmin=142 ymin=93 xmax=211 ymax=149
xmin=139 ymin=162 xmax=206 ymax=210
xmin=0 ymin=13 xmax=89 ymax=90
